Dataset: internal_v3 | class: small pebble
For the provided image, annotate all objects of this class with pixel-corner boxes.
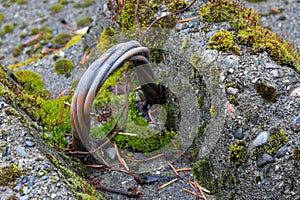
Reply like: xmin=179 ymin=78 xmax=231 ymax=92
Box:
xmin=224 ymin=55 xmax=240 ymax=66
xmin=290 ymin=87 xmax=300 ymax=97
xmin=257 ymin=152 xmax=275 ymax=168
xmin=106 ymin=147 xmax=116 ymax=160
xmin=291 ymin=116 xmax=300 ymax=132
xmin=25 ymin=140 xmax=35 ymax=147
xmin=2 ymin=146 xmax=9 ymax=157
xmin=42 ymin=175 xmax=49 ymax=181
xmin=19 ymin=195 xmax=29 ymax=200
xmin=276 ymin=145 xmax=288 ymax=158
xmin=13 ymin=183 xmax=22 ymax=191
xmin=264 ymin=62 xmax=280 ymax=69
xmin=234 ymin=127 xmax=244 ymax=139
xmin=21 ymin=176 xmax=28 ymax=184
xmin=16 ymin=146 xmax=27 ymax=157
xmin=51 ymin=194 xmax=57 ymax=199
xmin=38 ymin=171 xmax=44 ymax=177
xmin=28 ymin=176 xmax=36 ymax=187
xmin=270 ymin=69 xmax=284 ymax=78
xmin=206 ymin=30 xmax=217 ymax=39
xmin=226 ymin=87 xmax=239 ymax=95
xmin=248 ymin=131 xmax=270 ymax=152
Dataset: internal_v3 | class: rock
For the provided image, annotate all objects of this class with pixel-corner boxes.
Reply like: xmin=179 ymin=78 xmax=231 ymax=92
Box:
xmin=270 ymin=69 xmax=284 ymax=78
xmin=264 ymin=62 xmax=280 ymax=69
xmin=16 ymin=146 xmax=27 ymax=157
xmin=28 ymin=176 xmax=36 ymax=187
xmin=21 ymin=176 xmax=28 ymax=184
xmin=13 ymin=183 xmax=22 ymax=191
xmin=224 ymin=55 xmax=240 ymax=66
xmin=291 ymin=116 xmax=300 ymax=132
xmin=226 ymin=87 xmax=239 ymax=95
xmin=276 ymin=145 xmax=288 ymax=158
xmin=19 ymin=195 xmax=30 ymax=200
xmin=234 ymin=127 xmax=244 ymax=139
xmin=201 ymin=50 xmax=218 ymax=64
xmin=106 ymin=147 xmax=116 ymax=160
xmin=2 ymin=146 xmax=9 ymax=157
xmin=257 ymin=152 xmax=275 ymax=168
xmin=248 ymin=131 xmax=270 ymax=152
xmin=206 ymin=30 xmax=217 ymax=39
xmin=290 ymin=87 xmax=300 ymax=97
xmin=25 ymin=140 xmax=35 ymax=147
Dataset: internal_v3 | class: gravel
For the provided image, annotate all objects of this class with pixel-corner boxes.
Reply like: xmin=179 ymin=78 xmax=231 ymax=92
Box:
xmin=0 ymin=0 xmax=299 ymax=199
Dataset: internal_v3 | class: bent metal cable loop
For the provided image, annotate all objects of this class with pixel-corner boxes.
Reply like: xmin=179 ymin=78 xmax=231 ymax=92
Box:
xmin=70 ymin=40 xmax=155 ymax=165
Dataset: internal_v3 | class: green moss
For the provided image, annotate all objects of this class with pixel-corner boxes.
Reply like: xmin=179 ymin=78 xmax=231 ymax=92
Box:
xmin=0 ymin=164 xmax=22 ymax=186
xmin=12 ymin=44 xmax=24 ymax=57
xmin=208 ymin=30 xmax=240 ymax=54
xmin=256 ymin=82 xmax=276 ymax=102
xmin=199 ymin=0 xmax=300 ymax=73
xmin=96 ymin=26 xmax=119 ymax=54
xmin=265 ymin=128 xmax=288 ymax=156
xmin=76 ymin=16 xmax=93 ymax=28
xmin=0 ymin=22 xmax=16 ymax=36
xmin=167 ymin=0 xmax=188 ymax=12
xmin=246 ymin=0 xmax=264 ymax=2
xmin=3 ymin=2 xmax=11 ymax=7
xmin=0 ymin=40 xmax=3 ymax=46
xmin=0 ymin=12 xmax=4 ymax=23
xmin=181 ymin=36 xmax=189 ymax=52
xmin=192 ymin=160 xmax=218 ymax=192
xmin=12 ymin=70 xmax=49 ymax=96
xmin=51 ymin=32 xmax=73 ymax=47
xmin=53 ymin=59 xmax=74 ymax=74
xmin=73 ymin=0 xmax=94 ymax=8
xmin=229 ymin=140 xmax=247 ymax=168
xmin=10 ymin=0 xmax=28 ymax=4
xmin=49 ymin=4 xmax=62 ymax=14
xmin=197 ymin=97 xmax=204 ymax=108
xmin=58 ymin=0 xmax=69 ymax=4
xmin=46 ymin=153 xmax=103 ymax=199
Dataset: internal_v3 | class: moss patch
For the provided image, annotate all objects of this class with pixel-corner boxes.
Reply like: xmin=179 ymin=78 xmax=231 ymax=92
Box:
xmin=0 ymin=22 xmax=16 ymax=36
xmin=265 ymin=128 xmax=288 ymax=156
xmin=51 ymin=32 xmax=73 ymax=48
xmin=12 ymin=43 xmax=24 ymax=57
xmin=256 ymin=82 xmax=276 ymax=102
xmin=49 ymin=4 xmax=62 ymax=14
xmin=0 ymin=12 xmax=4 ymax=23
xmin=53 ymin=59 xmax=74 ymax=74
xmin=76 ymin=16 xmax=93 ymax=28
xmin=73 ymin=0 xmax=94 ymax=8
xmin=208 ymin=30 xmax=240 ymax=55
xmin=96 ymin=26 xmax=119 ymax=54
xmin=199 ymin=0 xmax=300 ymax=73
xmin=0 ymin=164 xmax=22 ymax=186
xmin=10 ymin=0 xmax=28 ymax=4
xmin=229 ymin=140 xmax=247 ymax=168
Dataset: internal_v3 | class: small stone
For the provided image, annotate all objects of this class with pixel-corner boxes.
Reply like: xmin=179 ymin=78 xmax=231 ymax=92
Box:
xmin=42 ymin=175 xmax=48 ymax=180
xmin=206 ymin=30 xmax=217 ymax=39
xmin=290 ymin=87 xmax=300 ymax=97
xmin=106 ymin=147 xmax=116 ymax=160
xmin=25 ymin=141 xmax=35 ymax=147
xmin=51 ymin=193 xmax=57 ymax=199
xmin=276 ymin=145 xmax=288 ymax=158
xmin=277 ymin=14 xmax=287 ymax=21
xmin=228 ymin=68 xmax=234 ymax=73
xmin=226 ymin=87 xmax=239 ymax=95
xmin=270 ymin=69 xmax=284 ymax=78
xmin=201 ymin=50 xmax=218 ymax=64
xmin=2 ymin=146 xmax=9 ymax=157
xmin=13 ymin=183 xmax=22 ymax=191
xmin=234 ymin=127 xmax=244 ymax=139
xmin=274 ymin=165 xmax=281 ymax=172
xmin=20 ymin=132 xmax=27 ymax=137
xmin=291 ymin=116 xmax=300 ymax=132
xmin=38 ymin=171 xmax=44 ymax=177
xmin=257 ymin=152 xmax=275 ymax=168
xmin=21 ymin=176 xmax=28 ymax=184
xmin=224 ymin=55 xmax=240 ymax=66
xmin=28 ymin=176 xmax=36 ymax=187
xmin=19 ymin=195 xmax=29 ymax=200
xmin=252 ymin=77 xmax=259 ymax=84
xmin=248 ymin=131 xmax=270 ymax=152
xmin=264 ymin=62 xmax=280 ymax=69
xmin=16 ymin=146 xmax=27 ymax=157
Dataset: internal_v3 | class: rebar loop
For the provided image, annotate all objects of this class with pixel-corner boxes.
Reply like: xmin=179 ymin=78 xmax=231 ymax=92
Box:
xmin=71 ymin=40 xmax=158 ymax=165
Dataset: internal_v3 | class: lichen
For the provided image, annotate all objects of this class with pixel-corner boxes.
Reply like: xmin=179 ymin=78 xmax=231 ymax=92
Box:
xmin=53 ymin=59 xmax=74 ymax=74
xmin=229 ymin=140 xmax=247 ymax=168
xmin=49 ymin=4 xmax=62 ymax=14
xmin=256 ymin=82 xmax=276 ymax=102
xmin=265 ymin=128 xmax=288 ymax=156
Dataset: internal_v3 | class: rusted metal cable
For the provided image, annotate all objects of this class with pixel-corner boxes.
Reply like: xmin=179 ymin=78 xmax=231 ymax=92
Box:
xmin=71 ymin=40 xmax=156 ymax=165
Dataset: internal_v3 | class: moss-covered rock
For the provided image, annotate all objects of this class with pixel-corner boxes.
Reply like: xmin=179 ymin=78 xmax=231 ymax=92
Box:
xmin=208 ymin=31 xmax=239 ymax=54
xmin=0 ymin=164 xmax=22 ymax=186
xmin=53 ymin=59 xmax=74 ymax=74
xmin=265 ymin=128 xmax=288 ymax=156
